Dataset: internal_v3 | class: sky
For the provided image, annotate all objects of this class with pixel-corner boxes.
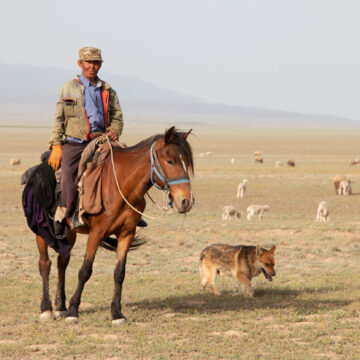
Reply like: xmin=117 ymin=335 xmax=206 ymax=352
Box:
xmin=1 ymin=0 xmax=360 ymax=120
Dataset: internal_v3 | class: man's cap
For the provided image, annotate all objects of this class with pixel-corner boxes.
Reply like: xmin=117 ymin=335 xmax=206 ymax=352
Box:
xmin=79 ymin=47 xmax=103 ymax=62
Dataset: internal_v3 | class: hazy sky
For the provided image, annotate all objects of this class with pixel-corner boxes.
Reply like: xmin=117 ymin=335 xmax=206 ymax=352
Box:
xmin=1 ymin=0 xmax=360 ymax=119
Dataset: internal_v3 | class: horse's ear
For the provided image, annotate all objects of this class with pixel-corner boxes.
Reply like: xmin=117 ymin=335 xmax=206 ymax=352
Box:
xmin=183 ymin=129 xmax=192 ymax=140
xmin=164 ymin=126 xmax=176 ymax=144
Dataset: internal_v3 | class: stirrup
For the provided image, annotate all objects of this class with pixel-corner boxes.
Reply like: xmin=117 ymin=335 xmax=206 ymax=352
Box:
xmin=69 ymin=209 xmax=87 ymax=230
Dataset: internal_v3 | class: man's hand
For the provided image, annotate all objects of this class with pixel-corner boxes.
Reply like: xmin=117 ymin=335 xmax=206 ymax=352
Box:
xmin=48 ymin=145 xmax=63 ymax=170
xmin=107 ymin=130 xmax=119 ymax=141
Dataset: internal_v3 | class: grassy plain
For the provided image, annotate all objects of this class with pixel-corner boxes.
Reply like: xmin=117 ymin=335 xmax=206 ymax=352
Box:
xmin=0 ymin=125 xmax=360 ymax=359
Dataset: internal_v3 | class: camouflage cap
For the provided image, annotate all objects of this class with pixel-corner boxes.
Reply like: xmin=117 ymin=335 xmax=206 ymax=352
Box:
xmin=79 ymin=47 xmax=103 ymax=62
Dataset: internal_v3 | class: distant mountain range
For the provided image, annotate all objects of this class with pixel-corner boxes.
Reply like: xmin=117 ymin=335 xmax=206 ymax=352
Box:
xmin=0 ymin=63 xmax=358 ymax=128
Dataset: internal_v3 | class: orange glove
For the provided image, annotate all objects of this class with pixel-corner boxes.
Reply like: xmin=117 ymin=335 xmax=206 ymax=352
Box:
xmin=48 ymin=145 xmax=63 ymax=170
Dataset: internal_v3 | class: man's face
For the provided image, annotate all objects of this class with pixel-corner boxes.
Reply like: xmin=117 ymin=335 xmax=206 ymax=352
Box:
xmin=78 ymin=60 xmax=102 ymax=82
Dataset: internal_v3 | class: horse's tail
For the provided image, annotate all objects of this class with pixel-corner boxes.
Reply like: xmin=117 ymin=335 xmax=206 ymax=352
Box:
xmin=99 ymin=235 xmax=147 ymax=252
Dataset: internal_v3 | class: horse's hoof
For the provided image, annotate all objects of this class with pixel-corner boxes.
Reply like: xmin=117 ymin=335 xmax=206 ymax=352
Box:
xmin=39 ymin=310 xmax=52 ymax=321
xmin=112 ymin=318 xmax=127 ymax=326
xmin=54 ymin=310 xmax=67 ymax=319
xmin=65 ymin=316 xmax=79 ymax=323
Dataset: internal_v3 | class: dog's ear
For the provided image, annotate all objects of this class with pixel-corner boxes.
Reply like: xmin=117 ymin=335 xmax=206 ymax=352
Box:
xmin=269 ymin=245 xmax=276 ymax=253
xmin=256 ymin=245 xmax=262 ymax=256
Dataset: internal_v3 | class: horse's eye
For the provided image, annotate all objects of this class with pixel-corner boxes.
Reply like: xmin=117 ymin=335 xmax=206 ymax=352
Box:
xmin=166 ymin=160 xmax=173 ymax=165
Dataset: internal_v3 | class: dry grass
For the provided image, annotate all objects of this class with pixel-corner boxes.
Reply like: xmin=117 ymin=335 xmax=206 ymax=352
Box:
xmin=0 ymin=125 xmax=360 ymax=359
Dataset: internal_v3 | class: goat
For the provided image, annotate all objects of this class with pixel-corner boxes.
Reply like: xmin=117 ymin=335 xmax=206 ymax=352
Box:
xmin=349 ymin=159 xmax=359 ymax=167
xmin=254 ymin=156 xmax=263 ymax=164
xmin=247 ymin=204 xmax=270 ymax=220
xmin=333 ymin=175 xmax=348 ymax=195
xmin=10 ymin=158 xmax=21 ymax=166
xmin=316 ymin=201 xmax=329 ymax=223
xmin=222 ymin=206 xmax=241 ymax=220
xmin=287 ymin=159 xmax=295 ymax=167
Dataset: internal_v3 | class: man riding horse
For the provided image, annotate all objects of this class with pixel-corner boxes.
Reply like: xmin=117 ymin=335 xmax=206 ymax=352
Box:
xmin=48 ymin=47 xmax=146 ymax=228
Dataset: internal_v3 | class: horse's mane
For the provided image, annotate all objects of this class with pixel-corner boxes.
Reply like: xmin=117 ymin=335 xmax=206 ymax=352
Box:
xmin=116 ymin=127 xmax=194 ymax=174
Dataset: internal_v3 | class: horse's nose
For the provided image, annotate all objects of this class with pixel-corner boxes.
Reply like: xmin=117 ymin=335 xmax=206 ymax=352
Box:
xmin=182 ymin=198 xmax=189 ymax=211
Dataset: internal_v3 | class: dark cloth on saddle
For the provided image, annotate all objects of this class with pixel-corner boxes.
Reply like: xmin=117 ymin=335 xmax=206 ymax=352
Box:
xmin=25 ymin=163 xmax=56 ymax=211
xmin=21 ymin=151 xmax=52 ymax=185
xmin=22 ymin=163 xmax=71 ymax=257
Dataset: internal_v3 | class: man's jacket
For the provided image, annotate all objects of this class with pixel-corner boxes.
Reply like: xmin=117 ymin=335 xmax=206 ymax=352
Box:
xmin=49 ymin=76 xmax=123 ymax=148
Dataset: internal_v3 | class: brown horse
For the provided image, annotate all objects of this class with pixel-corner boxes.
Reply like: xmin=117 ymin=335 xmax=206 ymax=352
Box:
xmin=35 ymin=126 xmax=194 ymax=324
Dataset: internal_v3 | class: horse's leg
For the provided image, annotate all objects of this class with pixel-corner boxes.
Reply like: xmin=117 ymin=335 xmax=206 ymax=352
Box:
xmin=66 ymin=232 xmax=102 ymax=321
xmin=36 ymin=235 xmax=52 ymax=320
xmin=111 ymin=232 xmax=135 ymax=325
xmin=54 ymin=230 xmax=76 ymax=318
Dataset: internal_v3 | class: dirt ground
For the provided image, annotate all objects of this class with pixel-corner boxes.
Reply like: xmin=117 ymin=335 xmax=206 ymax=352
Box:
xmin=0 ymin=125 xmax=359 ymax=359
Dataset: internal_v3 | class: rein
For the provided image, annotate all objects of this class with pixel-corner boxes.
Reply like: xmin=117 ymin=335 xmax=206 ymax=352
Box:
xmin=106 ymin=136 xmax=190 ymax=224
xmin=106 ymin=136 xmax=166 ymax=220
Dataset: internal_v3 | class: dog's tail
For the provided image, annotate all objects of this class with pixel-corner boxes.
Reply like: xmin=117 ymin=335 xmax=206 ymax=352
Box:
xmin=99 ymin=235 xmax=147 ymax=252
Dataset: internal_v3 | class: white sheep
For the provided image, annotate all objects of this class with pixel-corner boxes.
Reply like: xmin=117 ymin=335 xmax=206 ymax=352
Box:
xmin=10 ymin=158 xmax=21 ymax=166
xmin=230 ymin=157 xmax=235 ymax=165
xmin=275 ymin=161 xmax=283 ymax=168
xmin=222 ymin=206 xmax=241 ymax=220
xmin=338 ymin=180 xmax=352 ymax=196
xmin=316 ymin=201 xmax=329 ymax=223
xmin=246 ymin=204 xmax=270 ymax=220
xmin=236 ymin=179 xmax=248 ymax=198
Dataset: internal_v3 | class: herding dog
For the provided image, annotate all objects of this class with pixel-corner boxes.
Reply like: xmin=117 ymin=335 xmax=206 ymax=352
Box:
xmin=199 ymin=244 xmax=276 ymax=297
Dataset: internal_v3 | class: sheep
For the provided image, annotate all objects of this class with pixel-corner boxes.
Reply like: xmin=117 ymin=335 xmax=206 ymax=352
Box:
xmin=338 ymin=180 xmax=352 ymax=196
xmin=254 ymin=156 xmax=263 ymax=164
xmin=287 ymin=159 xmax=295 ymax=167
xmin=246 ymin=204 xmax=270 ymax=220
xmin=333 ymin=175 xmax=348 ymax=194
xmin=199 ymin=151 xmax=212 ymax=158
xmin=222 ymin=205 xmax=241 ymax=220
xmin=316 ymin=201 xmax=329 ymax=223
xmin=236 ymin=179 xmax=248 ymax=198
xmin=253 ymin=151 xmax=262 ymax=157
xmin=10 ymin=158 xmax=21 ymax=166
xmin=349 ymin=158 xmax=359 ymax=167
xmin=230 ymin=157 xmax=235 ymax=165
xmin=275 ymin=161 xmax=283 ymax=168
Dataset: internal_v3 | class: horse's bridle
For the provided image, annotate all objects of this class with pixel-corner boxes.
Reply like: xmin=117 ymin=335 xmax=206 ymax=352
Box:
xmin=150 ymin=141 xmax=190 ymax=191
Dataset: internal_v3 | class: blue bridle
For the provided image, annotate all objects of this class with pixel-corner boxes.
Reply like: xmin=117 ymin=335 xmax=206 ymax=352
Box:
xmin=150 ymin=141 xmax=190 ymax=191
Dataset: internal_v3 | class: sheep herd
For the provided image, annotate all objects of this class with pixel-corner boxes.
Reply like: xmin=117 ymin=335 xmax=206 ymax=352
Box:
xmin=198 ymin=151 xmax=357 ymax=224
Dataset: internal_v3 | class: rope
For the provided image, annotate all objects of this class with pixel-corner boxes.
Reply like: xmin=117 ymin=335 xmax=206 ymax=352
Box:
xmin=106 ymin=135 xmax=168 ymax=221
